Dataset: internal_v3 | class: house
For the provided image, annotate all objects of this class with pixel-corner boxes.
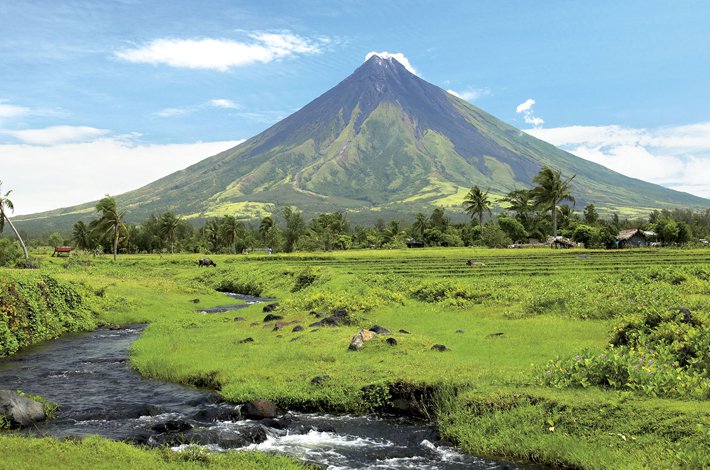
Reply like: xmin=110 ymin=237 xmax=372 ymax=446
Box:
xmin=616 ymin=228 xmax=656 ymax=248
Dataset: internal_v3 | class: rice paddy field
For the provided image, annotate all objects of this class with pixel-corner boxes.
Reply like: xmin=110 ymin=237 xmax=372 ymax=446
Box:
xmin=1 ymin=247 xmax=709 ymax=469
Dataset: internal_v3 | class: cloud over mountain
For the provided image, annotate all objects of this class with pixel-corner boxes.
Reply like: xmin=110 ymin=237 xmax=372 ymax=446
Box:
xmin=117 ymin=32 xmax=325 ymax=71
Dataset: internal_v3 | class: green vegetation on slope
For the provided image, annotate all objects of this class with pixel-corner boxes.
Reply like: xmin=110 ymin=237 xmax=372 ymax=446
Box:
xmin=0 ymin=271 xmax=98 ymax=356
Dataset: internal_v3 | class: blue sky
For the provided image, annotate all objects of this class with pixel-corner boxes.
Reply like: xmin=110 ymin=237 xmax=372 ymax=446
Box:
xmin=2 ymin=0 xmax=710 ymax=214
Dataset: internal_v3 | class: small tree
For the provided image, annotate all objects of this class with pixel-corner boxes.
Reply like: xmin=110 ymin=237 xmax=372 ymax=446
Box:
xmin=531 ymin=167 xmax=576 ymax=237
xmin=72 ymin=221 xmax=96 ymax=250
xmin=463 ymin=185 xmax=492 ymax=229
xmin=0 ymin=180 xmax=29 ymax=261
xmin=48 ymin=232 xmax=64 ymax=248
xmin=159 ymin=211 xmax=181 ymax=254
xmin=583 ymin=204 xmax=599 ymax=225
xmin=498 ymin=216 xmax=527 ymax=243
xmin=283 ymin=206 xmax=305 ymax=253
xmin=93 ymin=195 xmax=127 ymax=261
xmin=481 ymin=221 xmax=512 ymax=248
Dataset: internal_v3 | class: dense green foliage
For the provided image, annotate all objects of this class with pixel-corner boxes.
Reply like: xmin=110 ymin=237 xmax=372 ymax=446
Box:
xmin=0 ymin=271 xmax=98 ymax=356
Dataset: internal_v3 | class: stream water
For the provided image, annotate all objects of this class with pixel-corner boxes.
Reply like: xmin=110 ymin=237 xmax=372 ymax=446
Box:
xmin=0 ymin=295 xmax=520 ymax=469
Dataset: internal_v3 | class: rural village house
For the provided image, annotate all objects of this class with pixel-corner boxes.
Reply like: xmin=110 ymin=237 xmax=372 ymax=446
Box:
xmin=616 ymin=228 xmax=657 ymax=248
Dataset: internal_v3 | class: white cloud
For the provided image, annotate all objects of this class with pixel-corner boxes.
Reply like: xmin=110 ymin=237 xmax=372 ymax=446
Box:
xmin=155 ymin=107 xmax=193 ymax=118
xmin=364 ymin=51 xmax=417 ymax=75
xmin=117 ymin=32 xmax=324 ymax=71
xmin=209 ymin=99 xmax=239 ymax=109
xmin=515 ymin=98 xmax=535 ymax=113
xmin=7 ymin=126 xmax=110 ymax=145
xmin=515 ymin=98 xmax=544 ymax=128
xmin=0 ymin=137 xmax=243 ymax=215
xmin=447 ymin=88 xmax=490 ymax=102
xmin=525 ymin=123 xmax=710 ymax=199
xmin=0 ymin=102 xmax=30 ymax=119
xmin=155 ymin=98 xmax=241 ymax=118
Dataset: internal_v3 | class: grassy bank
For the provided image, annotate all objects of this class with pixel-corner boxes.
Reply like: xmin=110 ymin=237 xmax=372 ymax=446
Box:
xmin=0 ymin=435 xmax=307 ymax=469
xmin=1 ymin=248 xmax=709 ymax=468
xmin=0 ymin=270 xmax=98 ymax=356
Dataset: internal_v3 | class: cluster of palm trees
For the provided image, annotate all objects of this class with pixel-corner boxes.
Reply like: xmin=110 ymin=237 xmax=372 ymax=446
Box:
xmin=73 ymin=196 xmax=193 ymax=259
xmin=463 ymin=166 xmax=576 ymax=239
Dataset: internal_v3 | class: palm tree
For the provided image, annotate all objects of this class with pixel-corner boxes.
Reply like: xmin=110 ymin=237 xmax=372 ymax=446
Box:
xmin=72 ymin=220 xmax=95 ymax=250
xmin=503 ymin=189 xmax=534 ymax=228
xmin=220 ymin=215 xmax=243 ymax=254
xmin=159 ymin=211 xmax=181 ymax=254
xmin=283 ymin=206 xmax=305 ymax=253
xmin=93 ymin=195 xmax=127 ymax=261
xmin=412 ymin=212 xmax=428 ymax=239
xmin=530 ymin=167 xmax=576 ymax=237
xmin=203 ymin=219 xmax=221 ymax=252
xmin=463 ymin=185 xmax=492 ymax=229
xmin=0 ymin=181 xmax=29 ymax=261
xmin=259 ymin=216 xmax=274 ymax=242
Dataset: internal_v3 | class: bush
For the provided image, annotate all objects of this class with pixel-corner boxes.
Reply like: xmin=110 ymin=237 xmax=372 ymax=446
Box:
xmin=0 ymin=238 xmax=23 ymax=267
xmin=409 ymin=280 xmax=489 ymax=306
xmin=0 ymin=272 xmax=97 ymax=356
xmin=214 ymin=279 xmax=263 ymax=296
xmin=542 ymin=306 xmax=709 ymax=399
xmin=480 ymin=222 xmax=512 ymax=248
xmin=291 ymin=267 xmax=319 ymax=292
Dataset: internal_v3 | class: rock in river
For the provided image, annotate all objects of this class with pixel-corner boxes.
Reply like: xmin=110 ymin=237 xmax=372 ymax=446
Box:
xmin=241 ymin=399 xmax=282 ymax=420
xmin=0 ymin=389 xmax=46 ymax=428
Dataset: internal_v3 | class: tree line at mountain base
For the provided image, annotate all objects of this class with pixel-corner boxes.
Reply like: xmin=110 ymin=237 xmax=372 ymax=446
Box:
xmin=1 ymin=166 xmax=709 ymax=263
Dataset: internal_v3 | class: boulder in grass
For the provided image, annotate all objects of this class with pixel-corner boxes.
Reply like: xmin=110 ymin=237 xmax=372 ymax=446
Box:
xmin=262 ymin=303 xmax=280 ymax=313
xmin=263 ymin=313 xmax=284 ymax=322
xmin=0 ymin=390 xmax=46 ymax=428
xmin=241 ymin=399 xmax=282 ymax=420
xmin=369 ymin=325 xmax=391 ymax=334
xmin=348 ymin=329 xmax=377 ymax=351
xmin=310 ymin=308 xmax=353 ymax=328
xmin=431 ymin=344 xmax=449 ymax=352
xmin=310 ymin=375 xmax=330 ymax=385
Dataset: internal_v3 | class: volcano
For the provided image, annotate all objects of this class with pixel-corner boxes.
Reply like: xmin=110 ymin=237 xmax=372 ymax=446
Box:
xmin=17 ymin=55 xmax=708 ymax=231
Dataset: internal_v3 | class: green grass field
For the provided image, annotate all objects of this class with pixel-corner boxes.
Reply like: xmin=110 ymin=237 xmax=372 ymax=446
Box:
xmin=2 ymin=247 xmax=709 ymax=469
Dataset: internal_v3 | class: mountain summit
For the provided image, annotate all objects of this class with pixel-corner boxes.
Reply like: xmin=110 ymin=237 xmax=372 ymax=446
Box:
xmin=17 ymin=55 xmax=708 ymax=229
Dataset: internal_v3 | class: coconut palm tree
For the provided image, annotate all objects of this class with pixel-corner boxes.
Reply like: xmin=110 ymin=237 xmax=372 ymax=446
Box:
xmin=159 ymin=211 xmax=181 ymax=254
xmin=220 ymin=215 xmax=244 ymax=254
xmin=93 ymin=195 xmax=127 ymax=261
xmin=203 ymin=219 xmax=221 ymax=252
xmin=463 ymin=185 xmax=492 ymax=229
xmin=530 ymin=166 xmax=576 ymax=237
xmin=259 ymin=216 xmax=274 ymax=242
xmin=72 ymin=220 xmax=96 ymax=250
xmin=503 ymin=189 xmax=534 ymax=227
xmin=412 ymin=212 xmax=428 ymax=239
xmin=0 ymin=181 xmax=29 ymax=261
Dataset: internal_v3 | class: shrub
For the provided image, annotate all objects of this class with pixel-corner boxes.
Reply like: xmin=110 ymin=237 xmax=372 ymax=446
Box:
xmin=291 ymin=267 xmax=319 ymax=292
xmin=0 ymin=272 xmax=96 ymax=356
xmin=0 ymin=238 xmax=23 ymax=267
xmin=542 ymin=306 xmax=709 ymax=399
xmin=409 ymin=280 xmax=489 ymax=306
xmin=214 ymin=279 xmax=263 ymax=296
